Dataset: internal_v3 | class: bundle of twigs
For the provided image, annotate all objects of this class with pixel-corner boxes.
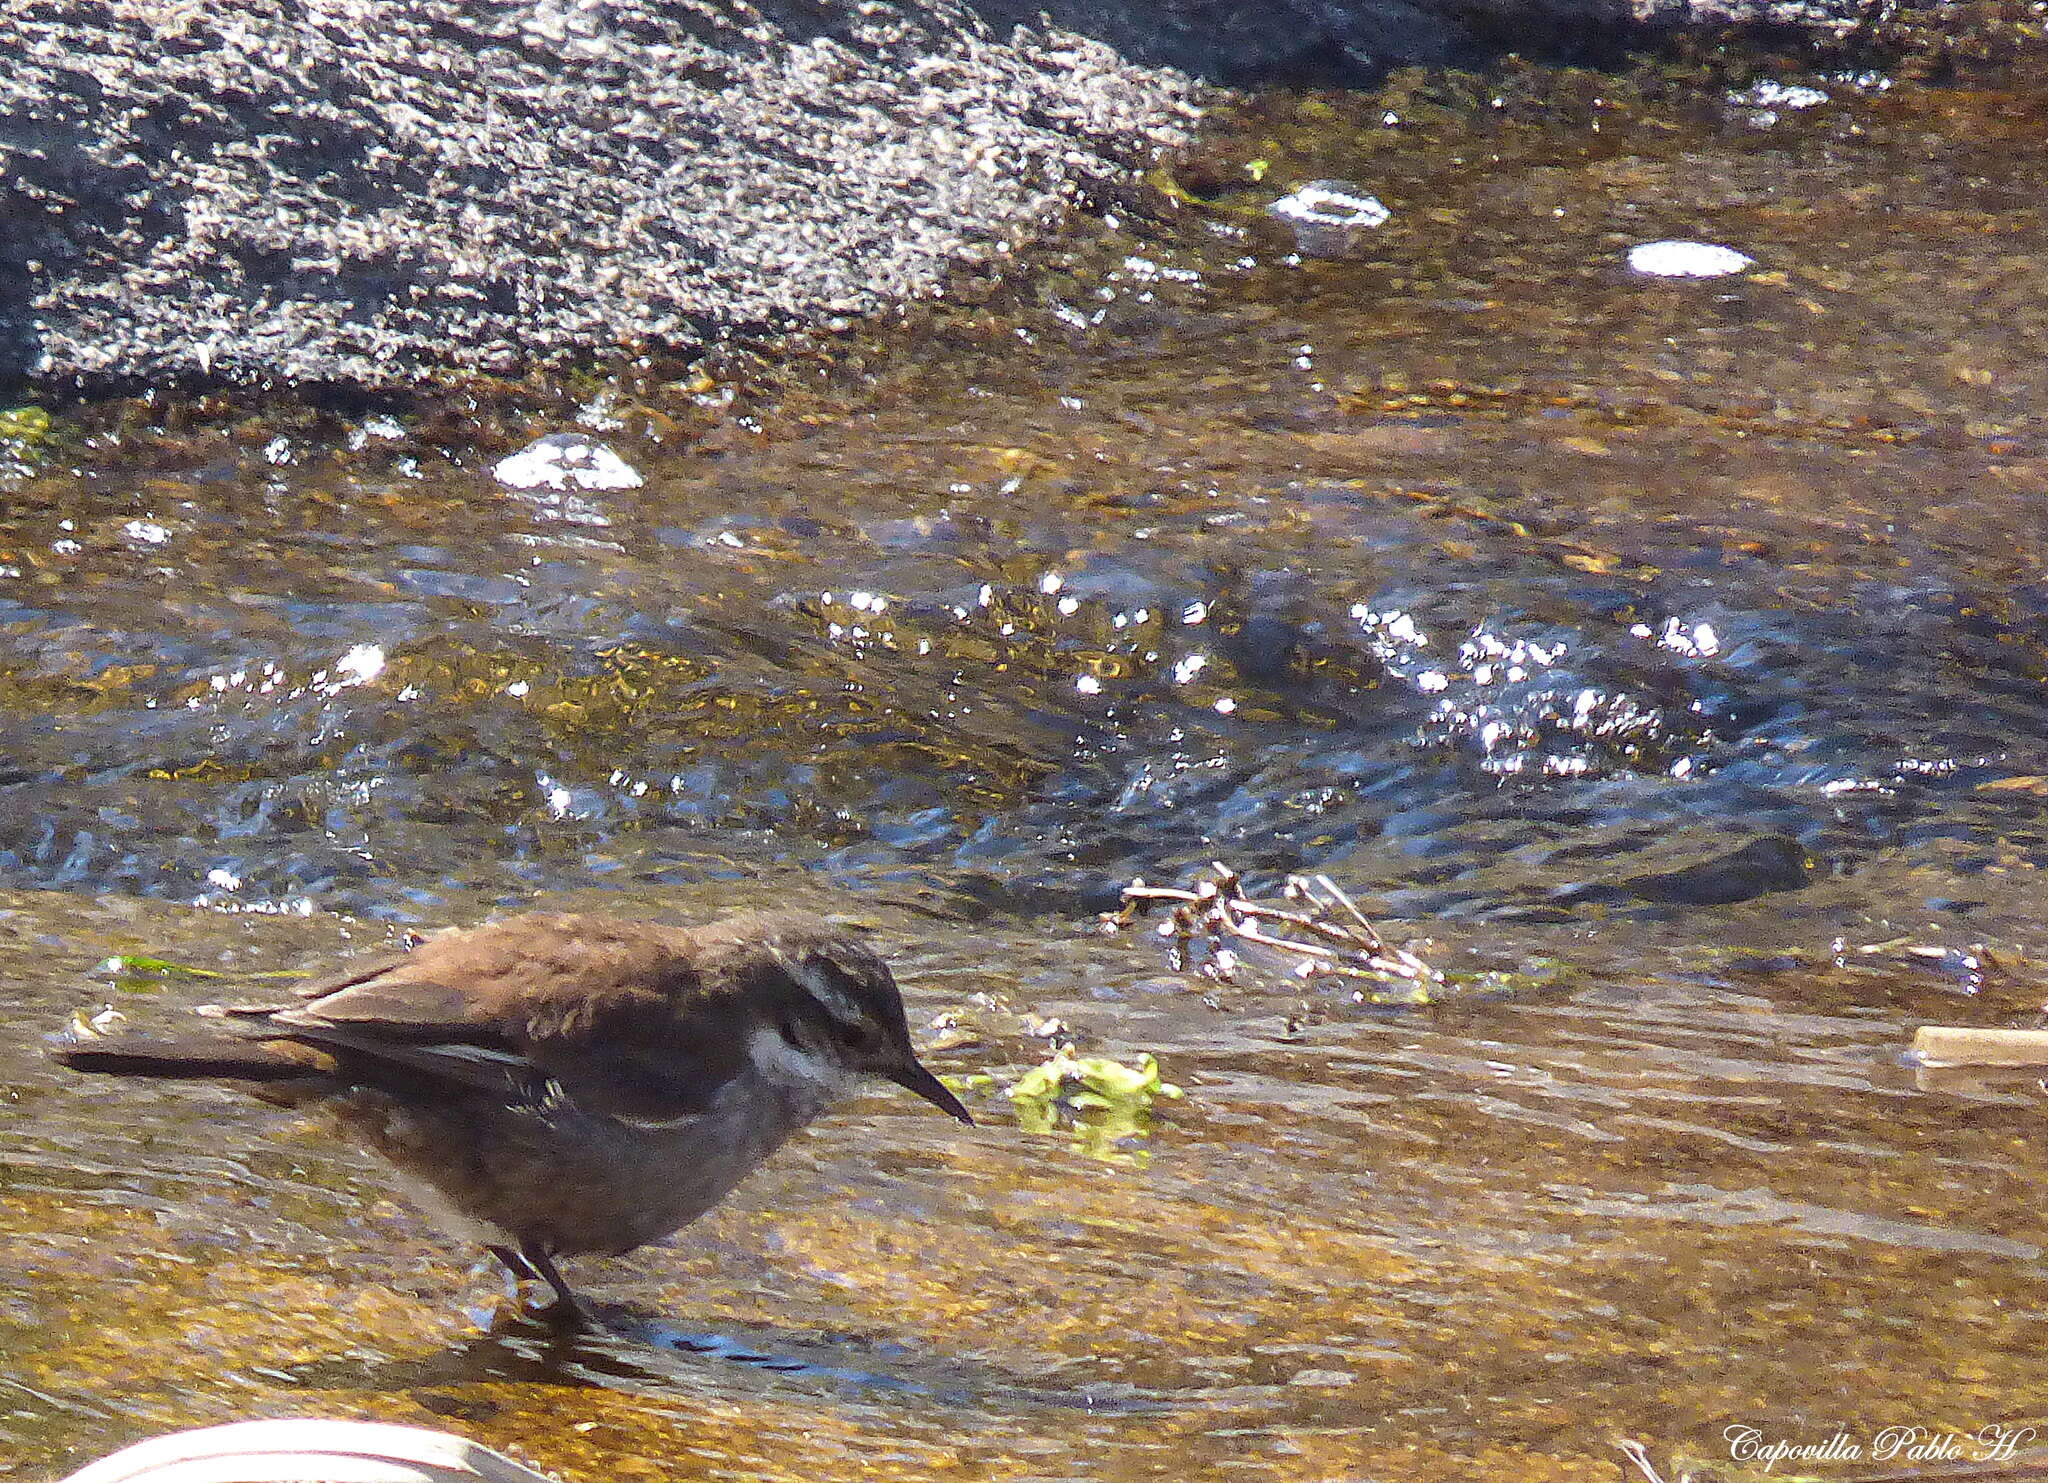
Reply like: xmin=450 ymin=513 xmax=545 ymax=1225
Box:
xmin=1099 ymin=862 xmax=1442 ymax=990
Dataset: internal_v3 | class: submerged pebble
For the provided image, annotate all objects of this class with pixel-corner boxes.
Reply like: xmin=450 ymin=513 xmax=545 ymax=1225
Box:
xmin=491 ymin=432 xmax=644 ymax=491
xmin=1626 ymin=240 xmax=1756 ymax=278
xmin=1267 ymin=179 xmax=1392 ymax=259
xmin=1727 ymin=79 xmax=1830 ymax=110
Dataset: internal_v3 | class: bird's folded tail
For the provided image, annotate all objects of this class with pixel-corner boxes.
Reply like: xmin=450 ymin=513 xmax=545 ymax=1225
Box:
xmin=49 ymin=1036 xmax=327 ymax=1083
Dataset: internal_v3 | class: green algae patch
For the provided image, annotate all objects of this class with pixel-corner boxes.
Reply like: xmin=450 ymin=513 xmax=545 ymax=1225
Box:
xmin=1007 ymin=1047 xmax=1183 ymax=1110
xmin=0 ymin=404 xmax=54 ymax=478
xmin=1439 ymin=958 xmax=1572 ymax=999
xmin=976 ymin=1049 xmax=1185 ymax=1165
xmin=0 ymin=405 xmax=51 ymax=444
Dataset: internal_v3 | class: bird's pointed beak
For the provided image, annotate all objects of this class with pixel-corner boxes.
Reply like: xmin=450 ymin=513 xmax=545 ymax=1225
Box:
xmin=885 ymin=1057 xmax=974 ymax=1124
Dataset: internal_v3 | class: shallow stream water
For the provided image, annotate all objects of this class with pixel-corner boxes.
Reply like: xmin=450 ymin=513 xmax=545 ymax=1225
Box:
xmin=5 ymin=40 xmax=2048 ymax=1483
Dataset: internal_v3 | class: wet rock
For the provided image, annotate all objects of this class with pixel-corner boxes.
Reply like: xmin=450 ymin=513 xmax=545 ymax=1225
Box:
xmin=1 ymin=1 xmax=1201 ymax=389
xmin=1618 ymin=832 xmax=1817 ymax=906
xmin=944 ymin=869 xmax=1128 ymax=919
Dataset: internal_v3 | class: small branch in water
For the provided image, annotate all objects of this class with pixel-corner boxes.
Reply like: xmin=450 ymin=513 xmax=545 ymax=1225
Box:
xmin=1099 ymin=862 xmax=1441 ymax=991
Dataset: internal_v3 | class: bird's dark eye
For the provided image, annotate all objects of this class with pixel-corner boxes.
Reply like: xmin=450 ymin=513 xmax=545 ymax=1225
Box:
xmin=776 ymin=1018 xmax=806 ymax=1052
xmin=840 ymin=1020 xmax=881 ymax=1052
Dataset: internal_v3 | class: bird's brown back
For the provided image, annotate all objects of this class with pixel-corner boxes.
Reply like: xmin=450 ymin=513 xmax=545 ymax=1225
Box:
xmin=250 ymin=911 xmax=854 ymax=1120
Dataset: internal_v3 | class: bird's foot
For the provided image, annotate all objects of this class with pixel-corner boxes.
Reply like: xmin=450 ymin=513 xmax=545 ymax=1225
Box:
xmin=481 ymin=1243 xmax=600 ymax=1333
xmin=473 ymin=1280 xmax=599 ymax=1334
xmin=525 ymin=1288 xmax=598 ymax=1332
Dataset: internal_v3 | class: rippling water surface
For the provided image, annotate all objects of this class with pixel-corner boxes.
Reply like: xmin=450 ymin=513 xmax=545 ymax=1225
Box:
xmin=5 ymin=40 xmax=2048 ymax=1483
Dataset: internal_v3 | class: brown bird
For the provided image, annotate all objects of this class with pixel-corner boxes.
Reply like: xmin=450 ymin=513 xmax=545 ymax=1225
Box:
xmin=51 ymin=909 xmax=971 ymax=1325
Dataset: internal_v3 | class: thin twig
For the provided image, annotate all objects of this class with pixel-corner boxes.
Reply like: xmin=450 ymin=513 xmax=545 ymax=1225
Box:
xmin=1100 ymin=861 xmax=1441 ymax=990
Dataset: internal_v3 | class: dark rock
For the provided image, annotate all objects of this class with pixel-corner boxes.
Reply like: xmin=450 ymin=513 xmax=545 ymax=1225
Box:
xmin=1619 ymin=832 xmax=1817 ymax=906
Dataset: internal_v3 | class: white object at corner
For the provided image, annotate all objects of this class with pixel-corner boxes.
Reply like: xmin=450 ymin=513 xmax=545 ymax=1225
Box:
xmin=59 ymin=1418 xmax=559 ymax=1483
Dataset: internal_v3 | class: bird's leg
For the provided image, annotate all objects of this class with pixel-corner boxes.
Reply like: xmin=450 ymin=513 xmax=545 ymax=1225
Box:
xmin=485 ymin=1243 xmax=541 ymax=1305
xmin=516 ymin=1242 xmax=594 ymax=1331
xmin=483 ymin=1241 xmax=593 ymax=1330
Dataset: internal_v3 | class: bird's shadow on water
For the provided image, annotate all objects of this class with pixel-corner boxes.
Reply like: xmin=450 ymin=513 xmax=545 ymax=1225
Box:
xmin=280 ymin=1300 xmax=1167 ymax=1416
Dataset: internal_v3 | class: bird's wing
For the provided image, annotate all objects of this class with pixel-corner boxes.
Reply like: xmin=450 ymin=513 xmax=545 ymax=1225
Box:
xmin=252 ymin=914 xmax=750 ymax=1117
xmin=255 ymin=1023 xmax=555 ymax=1103
xmin=288 ymin=947 xmax=422 ymax=1001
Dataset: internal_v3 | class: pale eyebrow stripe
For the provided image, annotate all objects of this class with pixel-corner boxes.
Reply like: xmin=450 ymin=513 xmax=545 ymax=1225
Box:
xmin=784 ymin=957 xmax=866 ymax=1027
